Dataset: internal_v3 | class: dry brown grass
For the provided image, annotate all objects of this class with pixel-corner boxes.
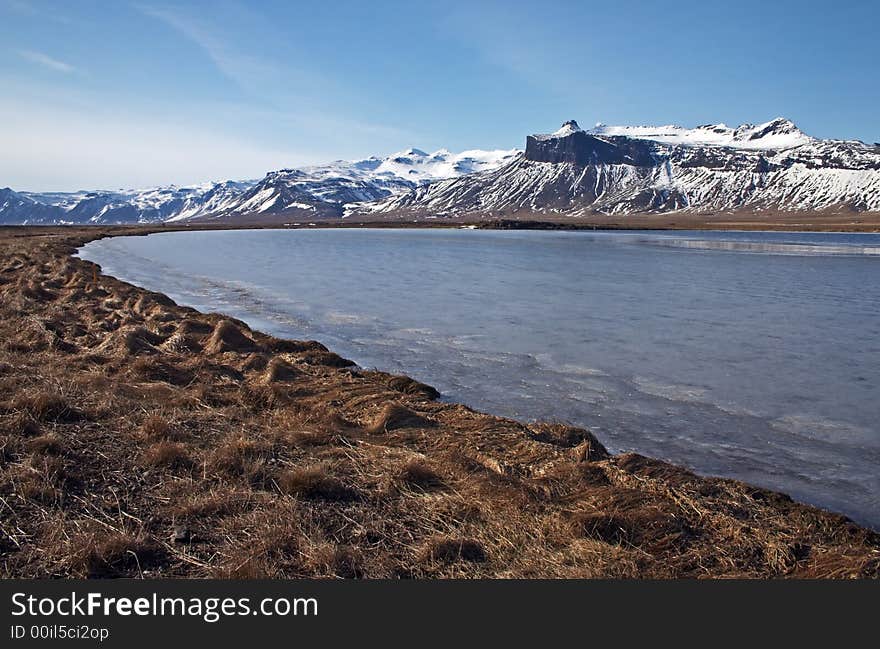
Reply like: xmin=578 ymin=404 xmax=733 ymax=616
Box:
xmin=68 ymin=531 xmax=166 ymax=578
xmin=140 ymin=414 xmax=177 ymax=440
xmin=0 ymin=225 xmax=877 ymax=579
xmin=167 ymin=489 xmax=253 ymax=520
xmin=306 ymin=543 xmax=363 ymax=578
xmin=205 ymin=320 xmax=258 ymax=354
xmin=25 ymin=433 xmax=64 ymax=456
xmin=7 ymin=390 xmax=81 ymax=423
xmin=208 ymin=436 xmax=271 ymax=475
xmin=264 ymin=357 xmax=299 ymax=383
xmin=418 ymin=537 xmax=488 ymax=564
xmin=130 ymin=356 xmax=195 ymax=386
xmin=141 ymin=441 xmax=192 ymax=469
xmin=277 ymin=464 xmax=359 ymax=501
xmin=368 ymin=403 xmax=433 ymax=434
xmin=397 ymin=458 xmax=445 ymax=490
xmin=3 ymin=412 xmax=41 ymax=438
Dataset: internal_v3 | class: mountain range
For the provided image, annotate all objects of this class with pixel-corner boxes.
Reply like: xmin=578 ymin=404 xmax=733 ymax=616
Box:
xmin=362 ymin=118 xmax=880 ymax=218
xmin=0 ymin=148 xmax=518 ymax=225
xmin=3 ymin=118 xmax=879 ymax=225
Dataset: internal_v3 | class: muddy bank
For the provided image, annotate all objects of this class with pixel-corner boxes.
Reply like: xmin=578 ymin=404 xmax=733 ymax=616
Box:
xmin=0 ymin=226 xmax=877 ymax=578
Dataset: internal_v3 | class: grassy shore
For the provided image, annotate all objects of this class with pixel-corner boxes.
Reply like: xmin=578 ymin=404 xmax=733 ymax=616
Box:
xmin=361 ymin=210 xmax=880 ymax=232
xmin=0 ymin=225 xmax=877 ymax=578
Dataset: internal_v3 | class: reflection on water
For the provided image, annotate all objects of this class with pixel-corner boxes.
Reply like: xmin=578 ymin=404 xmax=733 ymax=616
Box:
xmin=79 ymin=228 xmax=880 ymax=528
xmin=632 ymin=236 xmax=880 ymax=256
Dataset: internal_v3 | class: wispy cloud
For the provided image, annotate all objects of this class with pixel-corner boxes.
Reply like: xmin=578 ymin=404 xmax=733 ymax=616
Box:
xmin=133 ymin=3 xmax=420 ymax=147
xmin=134 ymin=3 xmax=281 ymax=92
xmin=17 ymin=49 xmax=76 ymax=73
xmin=436 ymin=4 xmax=598 ymax=98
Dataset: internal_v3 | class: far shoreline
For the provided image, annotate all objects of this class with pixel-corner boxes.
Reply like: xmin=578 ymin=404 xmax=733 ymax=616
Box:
xmin=5 ymin=208 xmax=880 ymax=236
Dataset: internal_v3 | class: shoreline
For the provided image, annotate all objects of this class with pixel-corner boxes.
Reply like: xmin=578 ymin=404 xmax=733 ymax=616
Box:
xmin=6 ymin=206 xmax=880 ymax=238
xmin=1 ymin=225 xmax=878 ymax=578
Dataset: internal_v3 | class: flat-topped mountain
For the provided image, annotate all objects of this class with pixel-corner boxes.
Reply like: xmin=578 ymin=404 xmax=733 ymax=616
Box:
xmin=363 ymin=118 xmax=880 ymax=217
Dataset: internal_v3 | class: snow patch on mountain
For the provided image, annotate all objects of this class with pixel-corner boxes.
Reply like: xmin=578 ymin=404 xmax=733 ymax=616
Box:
xmin=534 ymin=119 xmax=584 ymax=140
xmin=588 ymin=117 xmax=814 ymax=150
xmin=374 ymin=148 xmax=519 ymax=182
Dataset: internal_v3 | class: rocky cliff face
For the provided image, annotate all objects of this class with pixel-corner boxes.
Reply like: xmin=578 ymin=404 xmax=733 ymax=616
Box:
xmin=362 ymin=119 xmax=880 ymax=217
xmin=525 ymin=120 xmax=657 ymax=167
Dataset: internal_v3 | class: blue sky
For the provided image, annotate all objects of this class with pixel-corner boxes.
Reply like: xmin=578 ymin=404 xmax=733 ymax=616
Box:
xmin=2 ymin=0 xmax=878 ymax=191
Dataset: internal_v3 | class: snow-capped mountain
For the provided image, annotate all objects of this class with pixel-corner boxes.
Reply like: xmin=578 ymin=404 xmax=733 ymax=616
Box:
xmin=186 ymin=148 xmax=520 ymax=221
xmin=0 ymin=188 xmax=62 ymax=224
xmin=1 ymin=148 xmax=518 ymax=225
xmin=362 ymin=118 xmax=880 ymax=217
xmin=1 ymin=182 xmax=259 ymax=225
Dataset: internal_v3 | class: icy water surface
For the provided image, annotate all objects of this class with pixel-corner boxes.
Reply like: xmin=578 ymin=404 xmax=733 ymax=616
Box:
xmin=80 ymin=228 xmax=880 ymax=528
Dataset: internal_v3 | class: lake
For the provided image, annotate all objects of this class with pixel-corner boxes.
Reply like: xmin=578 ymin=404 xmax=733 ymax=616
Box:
xmin=79 ymin=228 xmax=880 ymax=528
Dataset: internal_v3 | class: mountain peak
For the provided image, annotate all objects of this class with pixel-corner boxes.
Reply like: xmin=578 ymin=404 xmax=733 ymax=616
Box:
xmin=552 ymin=120 xmax=583 ymax=137
xmin=769 ymin=116 xmax=798 ymax=129
xmin=736 ymin=117 xmax=802 ymax=141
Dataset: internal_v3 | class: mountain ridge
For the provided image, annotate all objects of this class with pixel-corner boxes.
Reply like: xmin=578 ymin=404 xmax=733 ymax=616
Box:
xmin=5 ymin=118 xmax=880 ymax=224
xmin=361 ymin=118 xmax=880 ymax=218
xmin=0 ymin=147 xmax=518 ymax=225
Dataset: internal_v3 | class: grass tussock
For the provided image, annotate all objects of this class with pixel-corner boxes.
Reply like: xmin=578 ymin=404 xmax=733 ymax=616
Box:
xmin=397 ymin=458 xmax=445 ymax=490
xmin=4 ymin=462 xmax=63 ymax=504
xmin=207 ymin=435 xmax=273 ymax=486
xmin=264 ymin=357 xmax=300 ymax=383
xmin=167 ymin=490 xmax=253 ymax=520
xmin=368 ymin=403 xmax=433 ymax=434
xmin=97 ymin=325 xmax=163 ymax=356
xmin=237 ymin=383 xmax=280 ymax=411
xmin=208 ymin=509 xmax=306 ymax=578
xmin=419 ymin=537 xmax=487 ymax=564
xmin=8 ymin=390 xmax=81 ymax=423
xmin=130 ymin=356 xmax=194 ymax=386
xmin=307 ymin=543 xmax=363 ymax=578
xmin=141 ymin=441 xmax=192 ymax=469
xmin=386 ymin=375 xmax=440 ymax=399
xmin=615 ymin=453 xmax=697 ymax=486
xmin=570 ymin=488 xmax=692 ymax=554
xmin=140 ymin=415 xmax=179 ymax=441
xmin=205 ymin=320 xmax=258 ymax=354
xmin=530 ymin=422 xmax=609 ymax=459
xmin=69 ymin=531 xmax=165 ymax=578
xmin=25 ymin=433 xmax=64 ymax=456
xmin=278 ymin=464 xmax=359 ymax=501
xmin=18 ymin=477 xmax=62 ymax=505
